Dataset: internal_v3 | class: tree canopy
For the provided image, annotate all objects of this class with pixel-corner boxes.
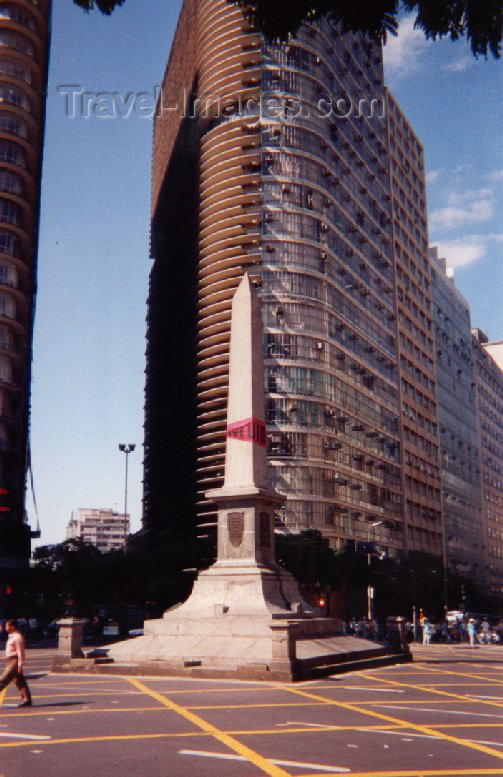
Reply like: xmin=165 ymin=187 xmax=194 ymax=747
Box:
xmin=73 ymin=0 xmax=501 ymax=58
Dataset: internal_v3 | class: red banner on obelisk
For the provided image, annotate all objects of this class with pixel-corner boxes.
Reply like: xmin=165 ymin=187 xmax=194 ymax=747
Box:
xmin=227 ymin=417 xmax=267 ymax=447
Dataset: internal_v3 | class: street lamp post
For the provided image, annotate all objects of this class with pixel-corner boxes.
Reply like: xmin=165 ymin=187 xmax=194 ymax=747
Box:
xmin=401 ymin=565 xmax=418 ymax=641
xmin=118 ymin=444 xmax=135 ymax=536
xmin=367 ymin=521 xmax=383 ymax=620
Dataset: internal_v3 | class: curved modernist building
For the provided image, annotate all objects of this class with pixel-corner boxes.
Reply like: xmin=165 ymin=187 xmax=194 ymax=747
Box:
xmin=146 ymin=0 xmax=442 ymax=561
xmin=0 ymin=0 xmax=50 ymax=568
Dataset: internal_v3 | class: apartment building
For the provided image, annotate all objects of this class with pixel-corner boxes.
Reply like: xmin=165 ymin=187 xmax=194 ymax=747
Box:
xmin=66 ymin=508 xmax=130 ymax=553
xmin=472 ymin=329 xmax=503 ymax=598
xmin=144 ymin=0 xmax=447 ymax=560
xmin=0 ymin=0 xmax=50 ymax=568
xmin=430 ymin=249 xmax=484 ymax=582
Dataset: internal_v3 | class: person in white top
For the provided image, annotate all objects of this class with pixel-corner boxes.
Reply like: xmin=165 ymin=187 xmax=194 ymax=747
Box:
xmin=0 ymin=620 xmax=31 ymax=707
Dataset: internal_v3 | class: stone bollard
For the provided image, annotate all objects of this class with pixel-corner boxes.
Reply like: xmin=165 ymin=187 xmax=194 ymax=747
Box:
xmin=269 ymin=621 xmax=300 ymax=678
xmin=57 ymin=618 xmax=86 ymax=659
xmin=385 ymin=616 xmax=410 ymax=654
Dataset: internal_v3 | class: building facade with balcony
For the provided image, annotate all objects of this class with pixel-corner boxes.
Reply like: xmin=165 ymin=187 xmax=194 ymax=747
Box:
xmin=430 ymin=248 xmax=484 ymax=583
xmin=472 ymin=329 xmax=503 ymax=598
xmin=144 ymin=0 xmax=445 ymax=561
xmin=66 ymin=508 xmax=130 ymax=553
xmin=0 ymin=0 xmax=50 ymax=568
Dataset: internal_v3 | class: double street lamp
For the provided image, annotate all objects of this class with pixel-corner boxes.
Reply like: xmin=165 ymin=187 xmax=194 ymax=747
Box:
xmin=118 ymin=443 xmax=135 ymax=533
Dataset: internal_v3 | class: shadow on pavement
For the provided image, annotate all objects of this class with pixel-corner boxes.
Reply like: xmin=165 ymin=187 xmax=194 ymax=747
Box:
xmin=29 ymin=701 xmax=90 ymax=709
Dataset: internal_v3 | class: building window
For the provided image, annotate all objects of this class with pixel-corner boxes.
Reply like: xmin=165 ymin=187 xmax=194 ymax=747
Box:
xmin=0 ymin=30 xmax=34 ymax=57
xmin=0 ymin=5 xmax=36 ymax=30
xmin=0 ymin=113 xmax=28 ymax=138
xmin=0 ymin=353 xmax=12 ymax=382
xmin=0 ymin=84 xmax=30 ymax=112
xmin=0 ymin=290 xmax=15 ymax=317
xmin=0 ymin=228 xmax=21 ymax=256
xmin=0 ymin=260 xmax=16 ymax=286
xmin=0 ymin=140 xmax=26 ymax=167
xmin=0 ymin=168 xmax=23 ymax=195
xmin=0 ymin=57 xmax=31 ymax=83
xmin=0 ymin=197 xmax=22 ymax=226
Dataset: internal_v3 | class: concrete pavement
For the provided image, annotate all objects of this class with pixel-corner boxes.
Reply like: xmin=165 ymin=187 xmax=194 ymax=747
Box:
xmin=0 ymin=644 xmax=503 ymax=776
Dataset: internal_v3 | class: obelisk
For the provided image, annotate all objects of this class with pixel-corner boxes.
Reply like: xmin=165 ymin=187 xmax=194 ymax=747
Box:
xmin=205 ymin=272 xmax=285 ymax=572
xmin=104 ymin=274 xmax=342 ymax=677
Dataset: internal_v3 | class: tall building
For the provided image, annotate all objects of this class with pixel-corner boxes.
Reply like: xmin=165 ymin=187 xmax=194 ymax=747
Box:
xmin=387 ymin=97 xmax=442 ymax=557
xmin=66 ymin=508 xmax=130 ymax=553
xmin=430 ymin=248 xmax=483 ymax=582
xmin=144 ymin=0 xmax=444 ymax=560
xmin=0 ymin=0 xmax=50 ymax=568
xmin=472 ymin=329 xmax=503 ymax=598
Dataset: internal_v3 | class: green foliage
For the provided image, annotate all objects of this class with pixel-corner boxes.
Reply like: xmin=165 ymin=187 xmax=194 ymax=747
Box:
xmin=274 ymin=533 xmax=500 ymax=621
xmin=21 ymin=532 xmax=501 ymax=626
xmin=72 ymin=0 xmax=125 ymax=14
xmin=229 ymin=0 xmax=501 ymax=58
xmin=29 ymin=531 xmax=201 ymax=621
xmin=276 ymin=529 xmax=340 ymax=587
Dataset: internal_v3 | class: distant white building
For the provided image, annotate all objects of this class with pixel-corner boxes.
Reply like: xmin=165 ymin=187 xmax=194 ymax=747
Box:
xmin=66 ymin=508 xmax=130 ymax=552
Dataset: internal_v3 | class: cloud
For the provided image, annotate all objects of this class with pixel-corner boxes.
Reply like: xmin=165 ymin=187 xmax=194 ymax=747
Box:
xmin=430 ymin=188 xmax=493 ymax=230
xmin=443 ymin=56 xmax=473 ymax=74
xmin=434 ymin=238 xmax=486 ymax=269
xmin=383 ymin=14 xmax=432 ymax=78
xmin=453 ymin=164 xmax=474 ymax=176
xmin=487 ymin=169 xmax=503 ymax=182
xmin=426 ymin=169 xmax=440 ymax=184
xmin=433 ymin=233 xmax=502 ymax=270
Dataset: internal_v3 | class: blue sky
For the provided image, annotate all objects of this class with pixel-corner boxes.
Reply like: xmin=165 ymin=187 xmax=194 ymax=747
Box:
xmin=29 ymin=1 xmax=502 ymax=547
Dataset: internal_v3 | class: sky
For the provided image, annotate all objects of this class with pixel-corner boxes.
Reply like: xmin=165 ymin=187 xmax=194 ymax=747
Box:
xmin=29 ymin=0 xmax=502 ymax=547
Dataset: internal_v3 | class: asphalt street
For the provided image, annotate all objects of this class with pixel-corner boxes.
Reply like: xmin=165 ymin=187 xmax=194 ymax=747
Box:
xmin=1 ymin=644 xmax=503 ymax=776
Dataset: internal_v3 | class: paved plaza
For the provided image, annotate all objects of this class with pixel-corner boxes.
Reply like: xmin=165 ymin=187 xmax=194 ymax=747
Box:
xmin=1 ymin=644 xmax=503 ymax=776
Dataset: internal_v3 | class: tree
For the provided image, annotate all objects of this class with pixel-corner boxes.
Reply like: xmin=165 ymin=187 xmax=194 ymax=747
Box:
xmin=229 ymin=1 xmax=501 ymax=58
xmin=72 ymin=0 xmax=125 ymax=14
xmin=276 ymin=529 xmax=340 ymax=589
xmin=73 ymin=0 xmax=501 ymax=59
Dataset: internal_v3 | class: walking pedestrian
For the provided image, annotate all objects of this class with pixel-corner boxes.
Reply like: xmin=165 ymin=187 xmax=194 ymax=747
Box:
xmin=0 ymin=620 xmax=32 ymax=707
xmin=467 ymin=618 xmax=477 ymax=647
xmin=422 ymin=618 xmax=432 ymax=645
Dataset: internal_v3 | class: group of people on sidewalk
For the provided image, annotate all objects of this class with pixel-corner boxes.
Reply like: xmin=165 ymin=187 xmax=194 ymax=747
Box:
xmin=421 ymin=616 xmax=500 ymax=646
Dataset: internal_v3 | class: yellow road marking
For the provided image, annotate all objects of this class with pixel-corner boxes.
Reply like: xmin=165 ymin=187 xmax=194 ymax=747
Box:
xmin=412 ymin=665 xmax=503 ymax=686
xmin=411 ymin=684 xmax=503 ymax=688
xmin=0 ymin=720 xmax=502 ymax=751
xmin=20 ymin=690 xmax=142 ymax=699
xmin=270 ymin=683 xmax=503 ymax=761
xmin=296 ymin=770 xmax=503 ymax=777
xmin=127 ymin=677 xmax=291 ymax=777
xmin=359 ymin=672 xmax=503 ymax=710
xmin=33 ymin=682 xmax=310 ymax=694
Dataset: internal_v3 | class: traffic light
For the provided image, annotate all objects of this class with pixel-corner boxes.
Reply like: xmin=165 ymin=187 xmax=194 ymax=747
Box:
xmin=0 ymin=487 xmax=11 ymax=513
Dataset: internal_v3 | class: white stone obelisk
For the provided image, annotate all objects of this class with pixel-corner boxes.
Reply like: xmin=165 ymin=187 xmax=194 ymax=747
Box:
xmin=220 ymin=272 xmax=269 ymax=492
xmin=206 ymin=273 xmax=283 ymax=570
